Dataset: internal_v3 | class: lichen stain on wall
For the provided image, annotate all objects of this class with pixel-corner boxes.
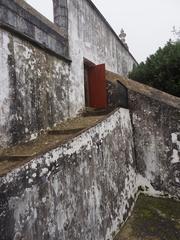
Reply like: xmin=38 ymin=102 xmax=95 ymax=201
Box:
xmin=0 ymin=30 xmax=11 ymax=147
xmin=0 ymin=29 xmax=71 ymax=147
xmin=129 ymin=91 xmax=180 ymax=198
xmin=169 ymin=132 xmax=180 ymax=188
xmin=171 ymin=132 xmax=180 ymax=164
xmin=0 ymin=89 xmax=179 ymax=239
xmin=0 ymin=108 xmax=138 ymax=240
xmin=67 ymin=0 xmax=136 ymax=117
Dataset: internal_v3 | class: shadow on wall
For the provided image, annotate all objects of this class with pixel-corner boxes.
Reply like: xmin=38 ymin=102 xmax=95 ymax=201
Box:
xmin=25 ymin=0 xmax=54 ymax=22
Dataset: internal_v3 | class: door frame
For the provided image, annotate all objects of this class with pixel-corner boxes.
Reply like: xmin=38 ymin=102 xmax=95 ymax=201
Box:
xmin=84 ymin=59 xmax=107 ymax=109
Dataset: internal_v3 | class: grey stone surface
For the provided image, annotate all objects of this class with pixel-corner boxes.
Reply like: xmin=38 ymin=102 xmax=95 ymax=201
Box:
xmin=129 ymin=91 xmax=180 ymax=198
xmin=107 ymin=80 xmax=128 ymax=109
xmin=53 ymin=0 xmax=68 ymax=36
xmin=0 ymin=1 xmax=180 ymax=239
xmin=0 ymin=0 xmax=137 ymax=147
xmin=0 ymin=29 xmax=70 ymax=148
xmin=0 ymin=108 xmax=138 ymax=240
xmin=0 ymin=0 xmax=69 ymax=59
xmin=53 ymin=0 xmax=137 ymax=117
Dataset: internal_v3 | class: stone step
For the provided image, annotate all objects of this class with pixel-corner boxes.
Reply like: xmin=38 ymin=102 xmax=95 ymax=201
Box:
xmin=0 ymin=114 xmax=107 ymax=175
xmin=0 ymin=155 xmax=30 ymax=161
xmin=83 ymin=107 xmax=110 ymax=116
xmin=48 ymin=128 xmax=85 ymax=135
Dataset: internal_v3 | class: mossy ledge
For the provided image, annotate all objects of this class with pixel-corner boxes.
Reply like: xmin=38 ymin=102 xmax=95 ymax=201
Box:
xmin=115 ymin=194 xmax=180 ymax=240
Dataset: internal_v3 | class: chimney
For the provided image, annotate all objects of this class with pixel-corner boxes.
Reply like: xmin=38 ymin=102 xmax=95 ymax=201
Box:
xmin=52 ymin=0 xmax=68 ymax=36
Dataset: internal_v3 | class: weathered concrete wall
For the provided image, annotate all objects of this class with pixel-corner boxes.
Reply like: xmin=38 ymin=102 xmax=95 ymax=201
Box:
xmin=1 ymin=1 xmax=180 ymax=238
xmin=1 ymin=64 xmax=180 ymax=238
xmin=0 ymin=29 xmax=70 ymax=148
xmin=0 ymin=0 xmax=138 ymax=147
xmin=106 ymin=71 xmax=180 ymax=199
xmin=0 ymin=30 xmax=11 ymax=146
xmin=129 ymin=91 xmax=180 ymax=199
xmin=52 ymin=0 xmax=137 ymax=116
xmin=107 ymin=80 xmax=128 ymax=109
xmin=0 ymin=108 xmax=138 ymax=240
xmin=0 ymin=0 xmax=72 ymax=147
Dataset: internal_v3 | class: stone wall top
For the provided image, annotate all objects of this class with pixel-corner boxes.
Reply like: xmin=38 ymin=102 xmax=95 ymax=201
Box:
xmin=85 ymin=0 xmax=137 ymax=64
xmin=106 ymin=70 xmax=180 ymax=109
xmin=0 ymin=0 xmax=70 ymax=61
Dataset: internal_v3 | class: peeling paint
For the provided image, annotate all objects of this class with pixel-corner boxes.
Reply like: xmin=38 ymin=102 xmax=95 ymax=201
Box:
xmin=0 ymin=29 xmax=70 ymax=147
xmin=66 ymin=0 xmax=136 ymax=116
xmin=0 ymin=1 xmax=180 ymax=239
xmin=0 ymin=30 xmax=11 ymax=147
xmin=129 ymin=91 xmax=180 ymax=198
xmin=0 ymin=108 xmax=138 ymax=240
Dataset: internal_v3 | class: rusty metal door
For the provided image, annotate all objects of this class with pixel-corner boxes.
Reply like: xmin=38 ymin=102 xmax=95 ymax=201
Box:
xmin=88 ymin=64 xmax=107 ymax=108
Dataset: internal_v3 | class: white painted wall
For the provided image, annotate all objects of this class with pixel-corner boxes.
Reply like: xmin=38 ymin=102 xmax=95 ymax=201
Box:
xmin=67 ymin=0 xmax=137 ymax=117
xmin=0 ymin=30 xmax=11 ymax=147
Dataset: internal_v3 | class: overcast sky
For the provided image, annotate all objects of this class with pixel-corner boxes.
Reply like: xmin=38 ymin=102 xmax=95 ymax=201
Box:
xmin=26 ymin=0 xmax=180 ymax=63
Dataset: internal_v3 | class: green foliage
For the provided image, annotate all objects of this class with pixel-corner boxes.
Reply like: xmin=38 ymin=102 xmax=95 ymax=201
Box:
xmin=129 ymin=41 xmax=180 ymax=97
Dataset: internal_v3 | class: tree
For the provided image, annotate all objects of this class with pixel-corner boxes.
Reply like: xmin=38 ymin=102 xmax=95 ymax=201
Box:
xmin=129 ymin=41 xmax=180 ymax=97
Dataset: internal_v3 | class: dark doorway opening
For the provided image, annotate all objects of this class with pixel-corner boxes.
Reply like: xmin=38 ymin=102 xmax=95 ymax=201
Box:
xmin=84 ymin=59 xmax=107 ymax=109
